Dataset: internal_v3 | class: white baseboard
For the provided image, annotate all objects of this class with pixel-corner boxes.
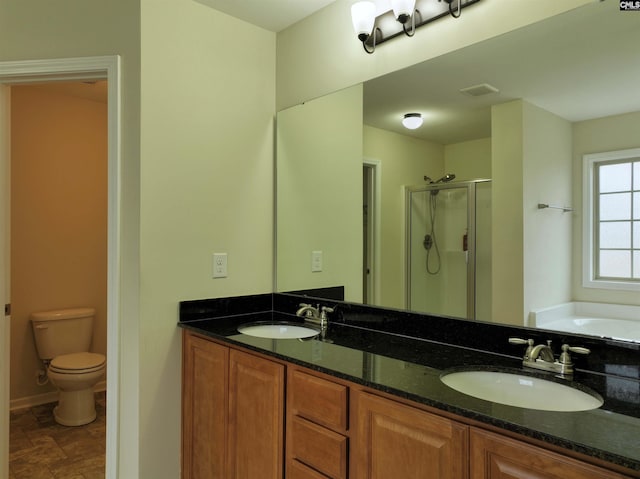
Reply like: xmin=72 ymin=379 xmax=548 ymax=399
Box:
xmin=10 ymin=380 xmax=107 ymax=411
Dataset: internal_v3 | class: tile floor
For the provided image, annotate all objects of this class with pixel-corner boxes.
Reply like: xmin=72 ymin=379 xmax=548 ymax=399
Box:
xmin=9 ymin=392 xmax=106 ymax=479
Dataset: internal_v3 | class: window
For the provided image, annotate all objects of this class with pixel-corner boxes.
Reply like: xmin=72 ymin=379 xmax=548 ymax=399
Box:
xmin=583 ymin=148 xmax=640 ymax=291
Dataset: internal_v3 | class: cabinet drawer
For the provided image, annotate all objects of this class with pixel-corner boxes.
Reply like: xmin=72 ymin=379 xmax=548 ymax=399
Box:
xmin=289 ymin=369 xmax=348 ymax=432
xmin=290 ymin=416 xmax=348 ymax=479
xmin=288 ymin=459 xmax=331 ymax=479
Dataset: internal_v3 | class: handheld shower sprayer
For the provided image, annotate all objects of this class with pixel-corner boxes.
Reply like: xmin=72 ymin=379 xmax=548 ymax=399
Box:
xmin=424 ymin=174 xmax=456 ymax=184
xmin=422 ymin=172 xmax=456 ymax=274
xmin=435 ymin=173 xmax=456 ymax=183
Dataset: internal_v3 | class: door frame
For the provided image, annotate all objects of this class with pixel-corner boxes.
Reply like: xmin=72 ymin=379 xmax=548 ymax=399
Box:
xmin=0 ymin=55 xmax=121 ymax=478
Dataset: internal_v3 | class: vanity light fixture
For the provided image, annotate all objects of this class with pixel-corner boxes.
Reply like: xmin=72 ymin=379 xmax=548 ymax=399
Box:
xmin=402 ymin=113 xmax=423 ymax=129
xmin=351 ymin=0 xmax=482 ymax=54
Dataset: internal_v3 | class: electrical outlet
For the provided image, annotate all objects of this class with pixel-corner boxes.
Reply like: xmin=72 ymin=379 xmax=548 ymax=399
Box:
xmin=311 ymin=250 xmax=323 ymax=272
xmin=213 ymin=253 xmax=227 ymax=278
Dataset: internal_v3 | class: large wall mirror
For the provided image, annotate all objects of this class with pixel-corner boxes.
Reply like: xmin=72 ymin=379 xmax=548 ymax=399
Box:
xmin=276 ymin=2 xmax=640 ymax=342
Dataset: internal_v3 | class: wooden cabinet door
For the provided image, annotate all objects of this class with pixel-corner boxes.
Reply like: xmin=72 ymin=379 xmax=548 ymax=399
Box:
xmin=182 ymin=332 xmax=229 ymax=479
xmin=228 ymin=348 xmax=285 ymax=479
xmin=354 ymin=391 xmax=469 ymax=479
xmin=470 ymin=428 xmax=631 ymax=479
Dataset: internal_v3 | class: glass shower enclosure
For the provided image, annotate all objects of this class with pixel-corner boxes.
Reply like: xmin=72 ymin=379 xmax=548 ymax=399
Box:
xmin=405 ymin=179 xmax=492 ymax=320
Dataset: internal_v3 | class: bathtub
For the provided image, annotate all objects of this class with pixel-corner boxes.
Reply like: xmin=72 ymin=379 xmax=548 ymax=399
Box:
xmin=529 ymin=302 xmax=640 ymax=342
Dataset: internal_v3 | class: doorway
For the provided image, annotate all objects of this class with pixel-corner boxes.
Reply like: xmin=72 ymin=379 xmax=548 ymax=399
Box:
xmin=363 ymin=159 xmax=381 ymax=305
xmin=0 ymin=56 xmax=121 ymax=479
xmin=9 ymin=80 xmax=108 ymax=476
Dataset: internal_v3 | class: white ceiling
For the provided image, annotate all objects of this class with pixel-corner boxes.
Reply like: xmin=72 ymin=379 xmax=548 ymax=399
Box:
xmin=193 ymin=0 xmax=340 ymax=32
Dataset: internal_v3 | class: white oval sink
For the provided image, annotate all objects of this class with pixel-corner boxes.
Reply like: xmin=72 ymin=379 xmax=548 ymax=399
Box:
xmin=237 ymin=322 xmax=320 ymax=339
xmin=440 ymin=370 xmax=603 ymax=412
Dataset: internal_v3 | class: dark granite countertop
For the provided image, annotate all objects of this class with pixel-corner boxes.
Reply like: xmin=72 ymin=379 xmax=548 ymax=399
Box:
xmin=179 ymin=308 xmax=640 ymax=474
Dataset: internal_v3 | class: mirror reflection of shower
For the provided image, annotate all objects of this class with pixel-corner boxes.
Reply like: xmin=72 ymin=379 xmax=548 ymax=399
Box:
xmin=422 ymin=174 xmax=456 ymax=274
xmin=406 ymin=179 xmax=492 ymax=321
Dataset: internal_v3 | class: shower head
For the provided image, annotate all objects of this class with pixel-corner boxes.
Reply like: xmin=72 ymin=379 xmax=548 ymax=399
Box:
xmin=435 ymin=174 xmax=456 ymax=183
xmin=423 ymin=175 xmax=433 ymax=183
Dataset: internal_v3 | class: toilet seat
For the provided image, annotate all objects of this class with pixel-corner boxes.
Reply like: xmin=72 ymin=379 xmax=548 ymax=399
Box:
xmin=50 ymin=352 xmax=106 ymax=374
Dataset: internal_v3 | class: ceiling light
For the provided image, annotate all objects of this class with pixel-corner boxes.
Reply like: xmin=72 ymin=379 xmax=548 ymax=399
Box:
xmin=402 ymin=113 xmax=423 ymax=129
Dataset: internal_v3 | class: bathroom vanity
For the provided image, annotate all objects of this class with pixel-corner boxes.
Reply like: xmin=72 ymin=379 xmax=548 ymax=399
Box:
xmin=179 ymin=294 xmax=640 ymax=479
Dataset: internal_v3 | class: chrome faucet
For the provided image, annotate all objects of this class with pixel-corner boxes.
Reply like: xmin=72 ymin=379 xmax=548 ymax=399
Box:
xmin=296 ymin=303 xmax=333 ymax=330
xmin=509 ymin=337 xmax=590 ymax=378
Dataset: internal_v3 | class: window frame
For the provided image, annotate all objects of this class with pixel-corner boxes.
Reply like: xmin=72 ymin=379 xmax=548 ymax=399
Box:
xmin=582 ymin=148 xmax=640 ymax=291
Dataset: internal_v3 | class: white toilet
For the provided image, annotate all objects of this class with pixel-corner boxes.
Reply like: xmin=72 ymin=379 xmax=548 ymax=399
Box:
xmin=31 ymin=307 xmax=106 ymax=426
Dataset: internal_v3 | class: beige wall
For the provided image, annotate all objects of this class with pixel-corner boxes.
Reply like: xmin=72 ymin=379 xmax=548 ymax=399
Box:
xmin=363 ymin=125 xmax=443 ymax=309
xmin=444 ymin=138 xmax=491 ymax=181
xmin=277 ymin=85 xmax=363 ymax=301
xmin=572 ymin=110 xmax=640 ymax=306
xmin=0 ymin=1 xmax=141 ymax=475
xmin=492 ymin=100 xmax=572 ymax=326
xmin=491 ymin=101 xmax=525 ymax=325
xmin=139 ymin=0 xmax=275 ymax=476
xmin=276 ymin=0 xmax=592 ymax=110
xmin=10 ymin=85 xmax=108 ymax=403
xmin=522 ymin=102 xmax=572 ymax=319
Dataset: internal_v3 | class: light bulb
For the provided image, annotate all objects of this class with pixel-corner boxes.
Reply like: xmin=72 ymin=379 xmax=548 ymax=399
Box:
xmin=402 ymin=113 xmax=423 ymax=129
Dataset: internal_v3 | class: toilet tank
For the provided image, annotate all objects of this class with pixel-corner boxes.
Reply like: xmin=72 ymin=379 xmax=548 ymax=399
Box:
xmin=30 ymin=308 xmax=95 ymax=360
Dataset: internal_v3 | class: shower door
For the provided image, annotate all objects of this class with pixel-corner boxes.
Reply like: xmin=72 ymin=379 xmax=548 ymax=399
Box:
xmin=405 ymin=180 xmax=491 ymax=320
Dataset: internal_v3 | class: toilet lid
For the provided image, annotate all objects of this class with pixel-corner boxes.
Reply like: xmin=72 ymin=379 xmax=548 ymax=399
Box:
xmin=50 ymin=352 xmax=106 ymax=371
